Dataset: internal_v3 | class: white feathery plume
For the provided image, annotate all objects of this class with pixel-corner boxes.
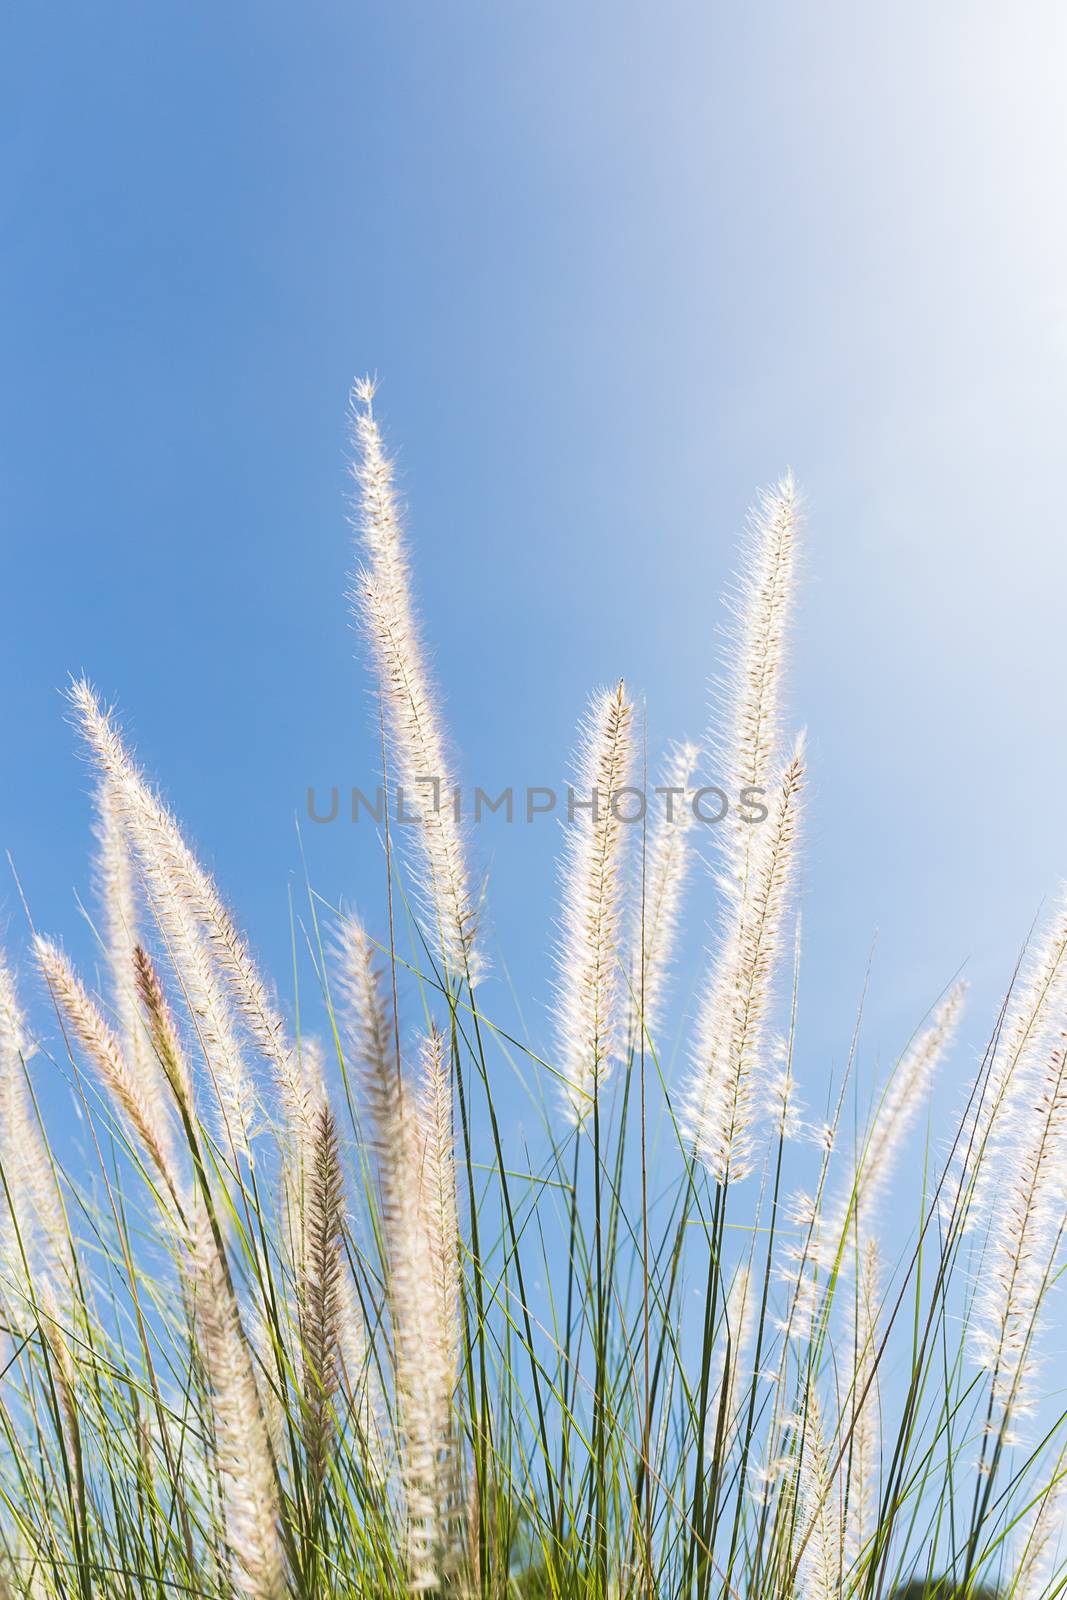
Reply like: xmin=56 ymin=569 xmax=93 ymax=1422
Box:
xmin=189 ymin=1207 xmax=286 ymax=1600
xmin=336 ymin=1263 xmax=387 ymax=1483
xmin=69 ymin=681 xmax=261 ymax=1155
xmin=333 ymin=917 xmax=396 ymax=1468
xmin=712 ymin=478 xmax=799 ymax=883
xmin=632 ymin=739 xmax=699 ymax=1046
xmin=1014 ymin=1462 xmax=1067 ymax=1600
xmin=34 ymin=936 xmax=183 ymax=1215
xmin=338 ymin=921 xmax=462 ymax=1587
xmin=297 ymin=1034 xmax=327 ymax=1110
xmin=336 ymin=916 xmax=428 ymax=1524
xmin=0 ymin=953 xmax=67 ymax=1285
xmin=386 ymin=1069 xmax=446 ymax=1592
xmin=832 ymin=983 xmax=966 ymax=1255
xmin=964 ymin=895 xmax=1067 ymax=1224
xmin=682 ymin=739 xmax=804 ymax=1183
xmin=843 ymin=1237 xmax=882 ymax=1566
xmin=335 ymin=913 xmax=398 ymax=1133
xmin=281 ymin=1035 xmax=330 ymax=1276
xmin=349 ymin=382 xmax=482 ymax=986
xmin=412 ymin=1025 xmax=464 ymax=1584
xmin=681 ymin=481 xmax=800 ymax=1183
xmin=165 ymin=824 xmax=308 ymax=1140
xmin=791 ymin=1383 xmax=842 ymax=1600
xmin=94 ymin=780 xmax=178 ymax=1153
xmin=553 ymin=682 xmax=635 ymax=1127
xmin=707 ymin=1264 xmax=754 ymax=1455
xmin=969 ymin=1029 xmax=1067 ymax=1430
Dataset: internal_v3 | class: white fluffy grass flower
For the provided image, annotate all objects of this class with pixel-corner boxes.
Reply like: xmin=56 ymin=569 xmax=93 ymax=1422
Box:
xmin=1014 ymin=1460 xmax=1067 ymax=1600
xmin=832 ymin=981 xmax=966 ymax=1258
xmin=349 ymin=382 xmax=482 ymax=987
xmin=384 ymin=1032 xmax=464 ymax=1592
xmin=712 ymin=477 xmax=799 ymax=883
xmin=681 ymin=481 xmax=801 ymax=1184
xmin=553 ymin=682 xmax=635 ymax=1127
xmin=93 ymin=781 xmax=179 ymax=1158
xmin=682 ymin=738 xmax=804 ymax=1183
xmin=337 ymin=916 xmax=463 ymax=1587
xmin=189 ymin=1206 xmax=287 ymax=1600
xmin=791 ymin=1382 xmax=842 ymax=1600
xmin=70 ymin=680 xmax=261 ymax=1155
xmin=843 ymin=1237 xmax=882 ymax=1566
xmin=631 ymin=739 xmax=700 ymax=1048
xmin=970 ymin=1028 xmax=1067 ymax=1429
xmin=0 ymin=954 xmax=68 ymax=1287
xmin=963 ymin=894 xmax=1067 ymax=1227
xmin=34 ymin=936 xmax=184 ymax=1215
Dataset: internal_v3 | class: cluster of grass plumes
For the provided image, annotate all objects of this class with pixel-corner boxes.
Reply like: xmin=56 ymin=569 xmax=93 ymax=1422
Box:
xmin=1 ymin=388 xmax=1067 ymax=1600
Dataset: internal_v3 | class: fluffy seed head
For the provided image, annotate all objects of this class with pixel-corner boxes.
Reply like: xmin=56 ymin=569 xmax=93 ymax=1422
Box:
xmin=189 ymin=1207 xmax=287 ymax=1600
xmin=964 ymin=894 xmax=1067 ymax=1227
xmin=69 ymin=679 xmax=258 ymax=1156
xmin=349 ymin=388 xmax=482 ymax=985
xmin=0 ymin=953 xmax=68 ymax=1287
xmin=35 ymin=936 xmax=183 ymax=1214
xmin=553 ymin=682 xmax=635 ymax=1127
xmin=832 ymin=982 xmax=966 ymax=1256
xmin=843 ymin=1237 xmax=882 ymax=1565
xmin=970 ymin=1030 xmax=1067 ymax=1426
xmin=632 ymin=739 xmax=699 ymax=1045
xmin=711 ymin=477 xmax=799 ymax=882
xmin=791 ymin=1383 xmax=842 ymax=1600
xmin=682 ymin=739 xmax=804 ymax=1182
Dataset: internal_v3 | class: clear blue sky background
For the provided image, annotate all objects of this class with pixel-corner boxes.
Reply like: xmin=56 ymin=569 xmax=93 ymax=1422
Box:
xmin=4 ymin=2 xmax=1067 ymax=1158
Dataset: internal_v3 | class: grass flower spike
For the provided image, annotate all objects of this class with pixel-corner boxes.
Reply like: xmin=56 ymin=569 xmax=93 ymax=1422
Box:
xmin=683 ymin=737 xmax=804 ymax=1182
xmin=0 ymin=955 xmax=67 ymax=1286
xmin=190 ymin=1209 xmax=287 ymax=1600
xmin=349 ymin=381 xmax=482 ymax=987
xmin=681 ymin=481 xmax=801 ymax=1185
xmin=633 ymin=739 xmax=699 ymax=1046
xmin=553 ymin=681 xmax=635 ymax=1127
xmin=970 ymin=1027 xmax=1067 ymax=1430
xmin=34 ymin=936 xmax=183 ymax=1213
xmin=70 ymin=680 xmax=260 ymax=1155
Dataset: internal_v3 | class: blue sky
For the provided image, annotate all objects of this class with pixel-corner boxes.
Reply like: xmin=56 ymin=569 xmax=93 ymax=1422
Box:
xmin=4 ymin=1 xmax=1067 ymax=1159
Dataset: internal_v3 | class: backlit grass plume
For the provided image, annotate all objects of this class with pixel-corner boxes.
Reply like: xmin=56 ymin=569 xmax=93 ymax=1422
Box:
xmin=34 ymin=935 xmax=183 ymax=1215
xmin=714 ymin=477 xmax=799 ymax=880
xmin=553 ymin=681 xmax=635 ymax=1127
xmin=833 ymin=980 xmax=966 ymax=1259
xmin=0 ymin=956 xmax=67 ymax=1288
xmin=681 ymin=482 xmax=802 ymax=1184
xmin=970 ymin=1028 xmax=1067 ymax=1430
xmin=190 ymin=1207 xmax=287 ymax=1600
xmin=70 ymin=680 xmax=259 ymax=1156
xmin=0 ymin=392 xmax=1065 ymax=1600
xmin=336 ymin=915 xmax=463 ymax=1588
xmin=349 ymin=381 xmax=482 ymax=987
xmin=790 ymin=1383 xmax=842 ymax=1600
xmin=682 ymin=737 xmax=804 ymax=1182
xmin=633 ymin=739 xmax=700 ymax=1047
